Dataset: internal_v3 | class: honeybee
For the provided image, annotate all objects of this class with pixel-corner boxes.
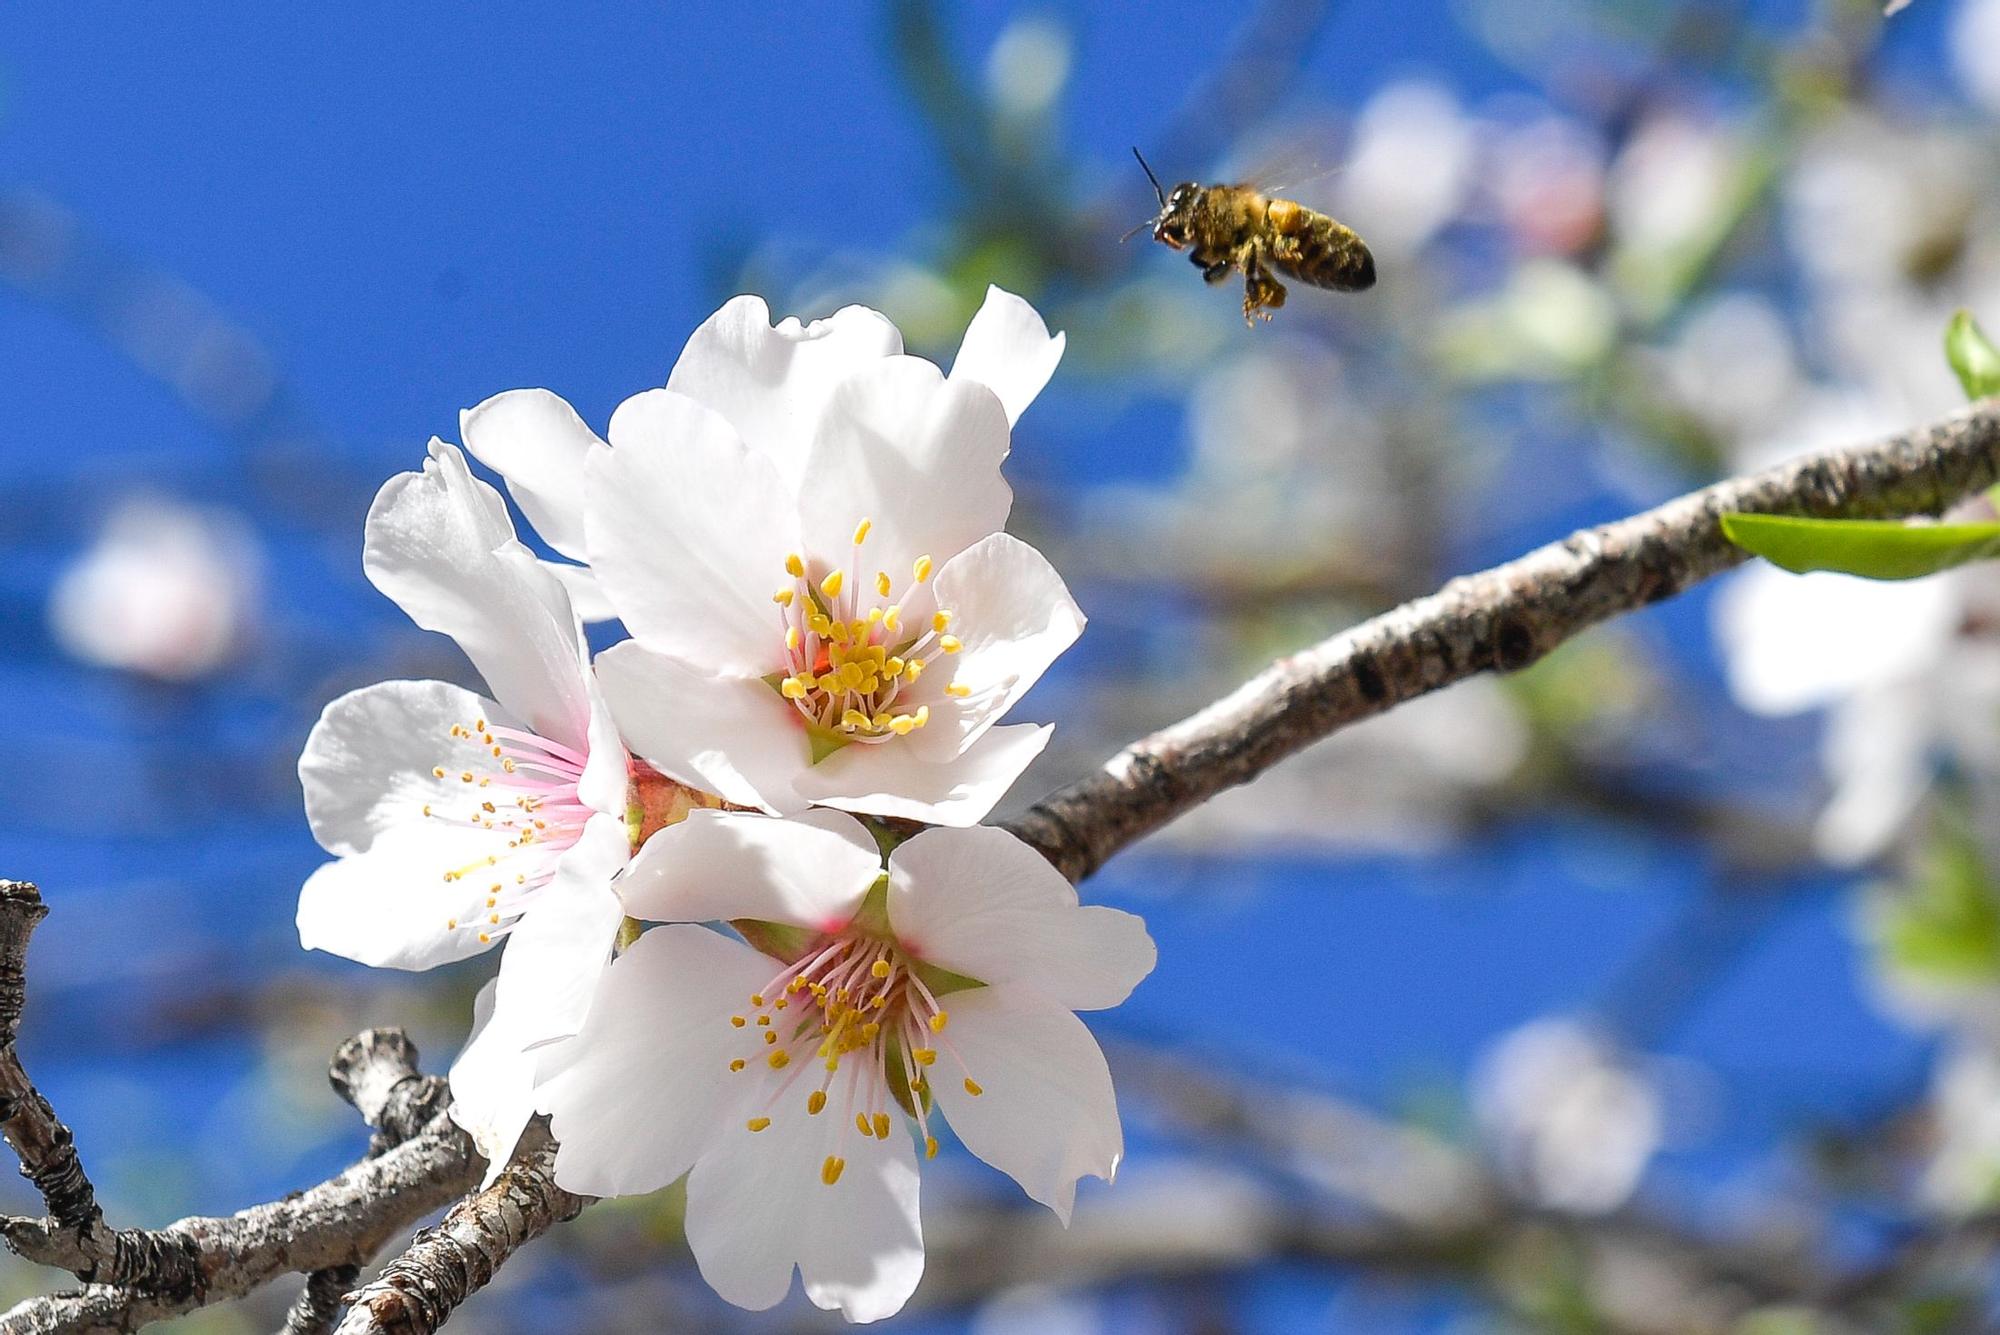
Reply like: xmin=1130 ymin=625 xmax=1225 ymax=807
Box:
xmin=1129 ymin=148 xmax=1375 ymax=325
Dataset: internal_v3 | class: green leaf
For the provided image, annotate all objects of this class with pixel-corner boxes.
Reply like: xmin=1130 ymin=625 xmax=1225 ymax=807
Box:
xmin=1720 ymin=512 xmax=2000 ymax=580
xmin=805 ymin=723 xmax=852 ymax=764
xmin=1879 ymin=823 xmax=2000 ymax=985
xmin=1946 ymin=308 xmax=2000 ymax=400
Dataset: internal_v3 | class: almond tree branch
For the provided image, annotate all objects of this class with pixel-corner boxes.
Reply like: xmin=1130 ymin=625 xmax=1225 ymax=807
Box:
xmin=0 ymin=1028 xmax=478 ymax=1335
xmin=1007 ymin=399 xmax=2000 ymax=882
xmin=333 ymin=1125 xmax=588 ymax=1335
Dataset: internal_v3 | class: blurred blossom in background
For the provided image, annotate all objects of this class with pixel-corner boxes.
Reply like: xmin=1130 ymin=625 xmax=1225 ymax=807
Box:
xmin=9 ymin=1 xmax=2000 ymax=1329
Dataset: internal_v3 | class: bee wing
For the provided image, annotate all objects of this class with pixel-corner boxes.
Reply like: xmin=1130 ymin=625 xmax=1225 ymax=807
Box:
xmin=1219 ymin=121 xmax=1347 ymax=206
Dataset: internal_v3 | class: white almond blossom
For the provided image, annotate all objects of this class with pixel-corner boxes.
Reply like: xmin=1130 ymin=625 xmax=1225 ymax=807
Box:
xmin=294 ymin=440 xmax=644 ymax=1166
xmin=535 ymin=809 xmax=1156 ymax=1322
xmin=459 ymin=286 xmax=1079 ymax=826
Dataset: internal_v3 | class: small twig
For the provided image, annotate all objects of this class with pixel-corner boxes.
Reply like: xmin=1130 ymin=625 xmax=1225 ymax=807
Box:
xmin=279 ymin=1030 xmax=451 ymax=1335
xmin=333 ymin=1124 xmax=590 ymax=1335
xmin=1007 ymin=399 xmax=2000 ymax=882
xmin=0 ymin=1032 xmax=480 ymax=1335
xmin=0 ymin=882 xmax=201 ymax=1294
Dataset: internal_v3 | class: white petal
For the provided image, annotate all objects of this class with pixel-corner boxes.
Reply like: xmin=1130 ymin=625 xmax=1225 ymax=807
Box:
xmin=795 ymin=357 xmax=1013 ymax=585
xmin=542 ymin=924 xmax=774 ymax=1197
xmin=930 ymin=985 xmax=1123 ymax=1225
xmin=299 ymin=679 xmax=502 ymax=856
xmin=621 ymin=809 xmax=881 ymax=929
xmin=364 ymin=441 xmax=593 ymax=748
xmin=1816 ymin=682 xmax=1933 ymax=864
xmin=912 ymin=534 xmax=1083 ymax=760
xmin=448 ymin=979 xmax=539 ymax=1185
xmin=594 ymin=642 xmax=809 ymax=814
xmin=459 ymin=388 xmax=607 ymax=562
xmin=797 ymin=721 xmax=1051 ymax=826
xmin=586 ymin=390 xmax=799 ymax=676
xmin=542 ymin=560 xmax=617 ymax=623
xmin=574 ymin=669 xmax=630 ymax=821
xmin=888 ymin=826 xmax=1155 ymax=1011
xmin=666 ymin=295 xmax=903 ymax=485
xmin=684 ymin=1073 xmax=923 ymax=1322
xmin=296 ymin=822 xmax=504 ymax=970
xmin=492 ymin=813 xmax=628 ymax=1049
xmin=1712 ymin=563 xmax=1959 ymax=716
xmin=948 ymin=285 xmax=1066 ymax=426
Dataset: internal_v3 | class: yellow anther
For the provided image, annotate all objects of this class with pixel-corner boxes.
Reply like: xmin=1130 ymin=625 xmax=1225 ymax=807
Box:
xmin=808 ymin=613 xmax=832 ymax=637
xmin=785 ymin=553 xmax=805 ymax=578
xmin=729 ymin=1059 xmax=746 ymax=1072
xmin=867 ymin=607 xmax=883 ymax=625
xmin=807 ymin=1090 xmax=827 ymax=1115
xmin=502 ymin=758 xmax=517 ymax=773
xmin=853 ymin=518 xmax=873 ymax=545
xmin=474 ymin=718 xmax=486 ymax=730
xmin=780 ymin=676 xmax=808 ymax=700
xmin=870 ymin=959 xmax=892 ymax=979
xmin=860 ymin=1021 xmax=881 ymax=1038
xmin=821 ymin=1156 xmax=846 ymax=1186
xmin=925 ymin=1136 xmax=939 ymax=1159
xmin=871 ymin=994 xmax=888 ymax=1008
xmin=768 ymin=1050 xmax=791 ymax=1069
xmin=431 ymin=766 xmax=446 ymax=779
xmin=856 ymin=1113 xmax=873 ymax=1137
xmin=904 ymin=658 xmax=925 ymax=681
xmin=422 ymin=804 xmax=432 ymax=817
xmin=820 ymin=569 xmax=845 ymax=599
xmin=872 ymin=713 xmax=893 ymax=730
xmin=477 ymin=932 xmax=490 ymax=944
xmin=872 ymin=1112 xmax=891 ymax=1139
xmin=756 ymin=1014 xmax=771 ymax=1026
xmin=731 ymin=1016 xmax=746 ymax=1027
xmin=775 ymin=997 xmax=788 ymax=1010
xmin=849 ymin=619 xmax=871 ymax=642
xmin=764 ymin=1030 xmax=778 ymax=1045
xmin=751 ymin=993 xmax=766 ymax=1006
xmin=446 ymin=917 xmax=457 ymax=930
xmin=914 ymin=555 xmax=933 ymax=583
xmin=914 ymin=1048 xmax=937 ymax=1067
xmin=488 ymin=913 xmax=500 ymax=925
xmin=746 ymin=1116 xmax=771 ymax=1132
xmin=914 ymin=705 xmax=930 ymax=727
xmin=884 ymin=607 xmax=902 ymax=633
xmin=930 ymin=1011 xmax=949 ymax=1032
xmin=963 ymin=1078 xmax=984 ymax=1097
xmin=932 ymin=610 xmax=953 ymax=632
xmin=884 ymin=656 xmax=906 ymax=676
xmin=461 ymin=771 xmax=475 ymax=783
xmin=886 ymin=715 xmax=912 ymax=736
xmin=939 ymin=635 xmax=962 ymax=654
xmin=876 ymin=570 xmax=892 ymax=598
xmin=773 ymin=587 xmax=795 ymax=606
xmin=945 ymin=684 xmax=973 ymax=702
xmin=841 ymin=709 xmax=870 ymax=731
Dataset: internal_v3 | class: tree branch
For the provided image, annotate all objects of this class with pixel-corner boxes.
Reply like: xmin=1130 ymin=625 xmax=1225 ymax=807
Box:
xmin=0 ymin=1030 xmax=478 ymax=1335
xmin=333 ymin=1125 xmax=588 ymax=1335
xmin=1007 ymin=399 xmax=2000 ymax=882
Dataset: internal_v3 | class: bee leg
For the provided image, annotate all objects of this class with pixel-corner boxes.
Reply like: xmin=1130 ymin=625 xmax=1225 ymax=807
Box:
xmin=1241 ymin=260 xmax=1286 ymax=325
xmin=1194 ymin=253 xmax=1233 ymax=285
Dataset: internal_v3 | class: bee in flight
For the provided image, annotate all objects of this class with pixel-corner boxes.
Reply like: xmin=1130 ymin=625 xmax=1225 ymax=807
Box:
xmin=1128 ymin=148 xmax=1375 ymax=325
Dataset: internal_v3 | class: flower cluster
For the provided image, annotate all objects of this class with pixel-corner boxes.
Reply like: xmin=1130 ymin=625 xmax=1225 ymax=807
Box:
xmin=295 ymin=287 xmax=1154 ymax=1321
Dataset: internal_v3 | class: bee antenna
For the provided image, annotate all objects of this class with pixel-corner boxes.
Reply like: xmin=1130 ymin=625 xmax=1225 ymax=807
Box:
xmin=1131 ymin=147 xmax=1167 ymax=209
xmin=1118 ymin=219 xmax=1152 ymax=244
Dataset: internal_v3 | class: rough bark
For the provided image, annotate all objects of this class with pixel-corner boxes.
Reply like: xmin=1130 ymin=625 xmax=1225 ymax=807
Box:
xmin=1006 ymin=398 xmax=2000 ymax=882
